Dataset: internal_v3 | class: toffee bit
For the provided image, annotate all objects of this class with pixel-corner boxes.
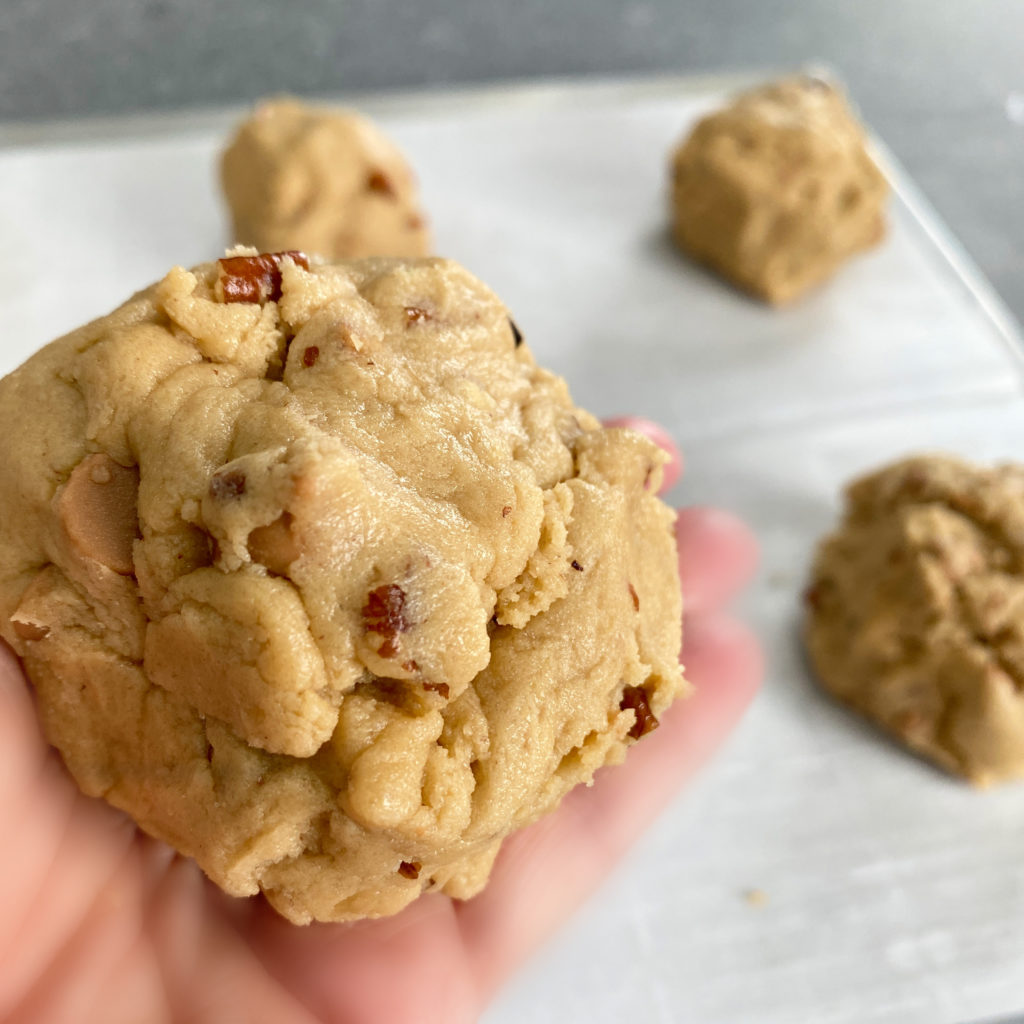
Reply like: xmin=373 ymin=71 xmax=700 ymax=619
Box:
xmin=571 ymin=559 xmax=584 ymax=572
xmin=620 ymin=685 xmax=659 ymax=740
xmin=424 ymin=681 xmax=450 ymax=699
xmin=367 ymin=170 xmax=397 ymax=196
xmin=217 ymin=250 xmax=309 ymax=304
xmin=398 ymin=860 xmax=421 ymax=880
xmin=402 ymin=659 xmax=420 ymax=674
xmin=628 ymin=583 xmax=640 ymax=611
xmin=509 ymin=318 xmax=523 ymax=348
xmin=404 ymin=306 xmax=431 ymax=325
xmin=209 ymin=469 xmax=247 ymax=500
xmin=501 ymin=505 xmax=512 ymax=518
xmin=301 ymin=345 xmax=320 ymax=368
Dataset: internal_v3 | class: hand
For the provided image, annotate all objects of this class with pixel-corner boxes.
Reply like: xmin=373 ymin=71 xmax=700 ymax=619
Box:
xmin=0 ymin=420 xmax=760 ymax=1024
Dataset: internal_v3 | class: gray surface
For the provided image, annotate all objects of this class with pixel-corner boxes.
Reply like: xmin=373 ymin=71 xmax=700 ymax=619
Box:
xmin=1 ymin=0 xmax=1022 ymax=327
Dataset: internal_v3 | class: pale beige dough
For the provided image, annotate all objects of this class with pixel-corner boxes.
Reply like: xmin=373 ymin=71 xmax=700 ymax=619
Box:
xmin=221 ymin=98 xmax=430 ymax=260
xmin=805 ymin=455 xmax=1024 ymax=786
xmin=0 ymin=250 xmax=686 ymax=922
xmin=670 ymin=74 xmax=888 ymax=304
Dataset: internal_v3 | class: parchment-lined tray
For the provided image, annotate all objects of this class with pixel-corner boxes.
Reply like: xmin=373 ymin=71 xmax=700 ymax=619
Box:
xmin=2 ymin=74 xmax=1022 ymax=1024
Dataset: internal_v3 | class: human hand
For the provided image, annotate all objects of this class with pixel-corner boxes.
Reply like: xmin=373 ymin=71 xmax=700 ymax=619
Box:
xmin=0 ymin=419 xmax=760 ymax=1024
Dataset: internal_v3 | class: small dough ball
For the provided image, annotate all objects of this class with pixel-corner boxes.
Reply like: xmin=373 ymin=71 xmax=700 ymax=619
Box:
xmin=805 ymin=455 xmax=1024 ymax=786
xmin=670 ymin=74 xmax=888 ymax=304
xmin=221 ymin=97 xmax=430 ymax=260
xmin=0 ymin=249 xmax=686 ymax=922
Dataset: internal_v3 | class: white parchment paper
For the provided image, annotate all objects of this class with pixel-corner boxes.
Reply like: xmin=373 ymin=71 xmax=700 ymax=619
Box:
xmin=1 ymin=76 xmax=1022 ymax=1024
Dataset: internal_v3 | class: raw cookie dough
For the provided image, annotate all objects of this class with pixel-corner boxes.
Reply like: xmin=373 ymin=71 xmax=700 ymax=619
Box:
xmin=221 ymin=98 xmax=430 ymax=260
xmin=805 ymin=455 xmax=1024 ymax=786
xmin=0 ymin=250 xmax=686 ymax=922
xmin=670 ymin=74 xmax=888 ymax=304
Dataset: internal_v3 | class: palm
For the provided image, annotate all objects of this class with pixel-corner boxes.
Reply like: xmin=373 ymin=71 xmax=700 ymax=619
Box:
xmin=0 ymin=425 xmax=759 ymax=1024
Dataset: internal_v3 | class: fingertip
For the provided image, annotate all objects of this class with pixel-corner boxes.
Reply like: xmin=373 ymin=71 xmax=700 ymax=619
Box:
xmin=676 ymin=505 xmax=759 ymax=615
xmin=682 ymin=613 xmax=763 ymax=712
xmin=0 ymin=641 xmax=49 ymax=809
xmin=0 ymin=639 xmax=36 ymax=720
xmin=603 ymin=416 xmax=682 ymax=493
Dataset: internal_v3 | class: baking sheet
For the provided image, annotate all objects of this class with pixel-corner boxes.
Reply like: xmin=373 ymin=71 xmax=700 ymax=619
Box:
xmin=2 ymin=75 xmax=1023 ymax=1024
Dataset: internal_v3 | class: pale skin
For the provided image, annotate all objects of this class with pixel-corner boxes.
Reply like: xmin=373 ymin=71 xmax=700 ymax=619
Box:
xmin=0 ymin=419 xmax=761 ymax=1024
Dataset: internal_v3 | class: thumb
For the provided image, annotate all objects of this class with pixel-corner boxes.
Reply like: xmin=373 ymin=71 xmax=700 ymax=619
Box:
xmin=0 ymin=641 xmax=49 ymax=807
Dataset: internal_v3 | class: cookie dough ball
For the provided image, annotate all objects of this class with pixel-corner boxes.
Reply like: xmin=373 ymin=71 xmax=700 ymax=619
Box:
xmin=221 ymin=98 xmax=430 ymax=260
xmin=0 ymin=250 xmax=686 ymax=922
xmin=670 ymin=75 xmax=888 ymax=304
xmin=805 ymin=455 xmax=1024 ymax=786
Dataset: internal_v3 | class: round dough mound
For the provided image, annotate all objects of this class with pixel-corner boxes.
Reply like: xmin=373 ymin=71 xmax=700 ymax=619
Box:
xmin=670 ymin=74 xmax=888 ymax=304
xmin=221 ymin=97 xmax=430 ymax=260
xmin=805 ymin=455 xmax=1024 ymax=786
xmin=0 ymin=251 xmax=686 ymax=922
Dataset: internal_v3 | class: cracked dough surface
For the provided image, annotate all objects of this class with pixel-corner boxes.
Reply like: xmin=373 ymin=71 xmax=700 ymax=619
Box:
xmin=221 ymin=98 xmax=430 ymax=260
xmin=805 ymin=455 xmax=1024 ymax=786
xmin=0 ymin=251 xmax=686 ymax=922
xmin=670 ymin=74 xmax=888 ymax=304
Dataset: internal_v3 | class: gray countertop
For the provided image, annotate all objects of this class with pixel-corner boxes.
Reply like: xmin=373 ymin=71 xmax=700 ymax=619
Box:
xmin=2 ymin=0 xmax=1022 ymax=322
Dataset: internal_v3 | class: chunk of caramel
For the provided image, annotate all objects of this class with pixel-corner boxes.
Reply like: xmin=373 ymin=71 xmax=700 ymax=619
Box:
xmin=248 ymin=513 xmax=301 ymax=576
xmin=56 ymin=454 xmax=140 ymax=574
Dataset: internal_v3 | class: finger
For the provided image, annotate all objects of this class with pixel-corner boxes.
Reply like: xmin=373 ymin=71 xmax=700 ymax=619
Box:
xmin=0 ymin=642 xmax=139 ymax=1017
xmin=0 ymin=641 xmax=47 ymax=799
xmin=676 ymin=505 xmax=758 ymax=616
xmin=602 ymin=416 xmax=683 ymax=493
xmin=457 ymin=612 xmax=761 ymax=1003
xmin=247 ymin=893 xmax=476 ymax=1024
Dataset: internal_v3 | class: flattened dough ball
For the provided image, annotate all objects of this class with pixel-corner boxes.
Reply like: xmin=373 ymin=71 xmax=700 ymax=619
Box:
xmin=670 ymin=74 xmax=888 ymax=304
xmin=805 ymin=455 xmax=1024 ymax=786
xmin=0 ymin=249 xmax=686 ymax=922
xmin=221 ymin=97 xmax=430 ymax=260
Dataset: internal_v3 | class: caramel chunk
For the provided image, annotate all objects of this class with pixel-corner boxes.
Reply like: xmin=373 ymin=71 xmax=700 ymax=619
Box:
xmin=217 ymin=251 xmax=309 ymax=304
xmin=398 ymin=860 xmax=421 ymax=880
xmin=56 ymin=454 xmax=140 ymax=575
xmin=248 ymin=513 xmax=301 ymax=576
xmin=620 ymin=685 xmax=659 ymax=740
